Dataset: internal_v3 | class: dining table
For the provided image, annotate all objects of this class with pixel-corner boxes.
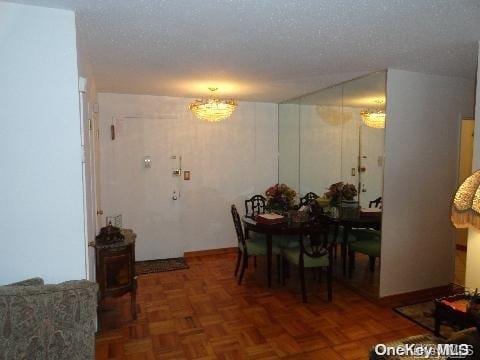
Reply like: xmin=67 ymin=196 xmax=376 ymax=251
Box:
xmin=242 ymin=207 xmax=382 ymax=287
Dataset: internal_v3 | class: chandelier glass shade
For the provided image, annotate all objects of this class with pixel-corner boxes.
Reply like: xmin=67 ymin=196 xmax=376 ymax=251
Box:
xmin=360 ymin=109 xmax=386 ymax=129
xmin=451 ymin=170 xmax=480 ymax=230
xmin=189 ymin=88 xmax=237 ymax=122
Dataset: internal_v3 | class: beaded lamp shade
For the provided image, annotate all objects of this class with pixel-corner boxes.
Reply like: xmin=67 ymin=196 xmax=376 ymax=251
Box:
xmin=451 ymin=170 xmax=480 ymax=230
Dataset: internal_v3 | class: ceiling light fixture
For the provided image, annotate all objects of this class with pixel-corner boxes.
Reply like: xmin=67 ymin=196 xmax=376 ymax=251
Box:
xmin=189 ymin=87 xmax=237 ymax=122
xmin=360 ymin=100 xmax=386 ymax=129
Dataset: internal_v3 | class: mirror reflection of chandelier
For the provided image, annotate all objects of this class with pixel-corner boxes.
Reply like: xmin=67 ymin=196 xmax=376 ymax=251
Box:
xmin=189 ymin=87 xmax=237 ymax=122
xmin=360 ymin=99 xmax=386 ymax=129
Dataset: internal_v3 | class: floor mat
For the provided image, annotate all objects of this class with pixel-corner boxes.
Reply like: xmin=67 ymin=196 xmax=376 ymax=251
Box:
xmin=135 ymin=257 xmax=189 ymax=275
xmin=394 ymin=300 xmax=454 ymax=338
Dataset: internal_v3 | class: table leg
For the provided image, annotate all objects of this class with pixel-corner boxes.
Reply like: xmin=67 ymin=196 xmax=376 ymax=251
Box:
xmin=267 ymin=234 xmax=272 ymax=288
xmin=333 ymin=224 xmax=339 ymax=259
xmin=434 ymin=308 xmax=441 ymax=336
xmin=342 ymin=225 xmax=350 ymax=275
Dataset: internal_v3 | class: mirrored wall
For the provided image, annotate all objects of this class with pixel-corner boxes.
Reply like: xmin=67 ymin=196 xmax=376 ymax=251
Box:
xmin=278 ymin=71 xmax=387 ymax=297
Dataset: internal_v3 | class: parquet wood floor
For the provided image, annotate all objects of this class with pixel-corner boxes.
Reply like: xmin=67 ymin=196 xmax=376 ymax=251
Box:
xmin=96 ymin=253 xmax=426 ymax=359
xmin=331 ymin=252 xmax=380 ymax=301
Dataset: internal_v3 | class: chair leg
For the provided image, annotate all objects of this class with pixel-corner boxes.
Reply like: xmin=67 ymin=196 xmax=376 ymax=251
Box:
xmin=284 ymin=257 xmax=290 ymax=279
xmin=238 ymin=253 xmax=248 ymax=285
xmin=348 ymin=249 xmax=355 ymax=278
xmin=369 ymin=256 xmax=376 ymax=272
xmin=327 ymin=265 xmax=332 ymax=302
xmin=234 ymin=249 xmax=241 ymax=277
xmin=276 ymin=254 xmax=282 ymax=284
xmin=318 ymin=267 xmax=322 ymax=284
xmin=333 ymin=225 xmax=338 ymax=260
xmin=254 ymin=256 xmax=257 ymax=268
xmin=300 ymin=263 xmax=307 ymax=303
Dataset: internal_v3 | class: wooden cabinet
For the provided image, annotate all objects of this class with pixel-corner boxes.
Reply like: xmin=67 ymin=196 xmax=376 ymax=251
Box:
xmin=91 ymin=229 xmax=137 ymax=320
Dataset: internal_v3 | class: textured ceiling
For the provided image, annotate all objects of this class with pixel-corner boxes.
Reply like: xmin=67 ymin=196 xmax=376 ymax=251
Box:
xmin=7 ymin=0 xmax=480 ymax=102
xmin=288 ymin=71 xmax=387 ymax=108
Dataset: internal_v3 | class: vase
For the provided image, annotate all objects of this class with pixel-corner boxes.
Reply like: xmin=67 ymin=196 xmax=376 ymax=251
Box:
xmin=268 ymin=201 xmax=288 ymax=214
xmin=341 ymin=199 xmax=358 ymax=208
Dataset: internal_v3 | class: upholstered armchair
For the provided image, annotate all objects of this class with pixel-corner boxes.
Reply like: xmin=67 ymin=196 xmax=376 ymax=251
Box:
xmin=0 ymin=277 xmax=98 ymax=359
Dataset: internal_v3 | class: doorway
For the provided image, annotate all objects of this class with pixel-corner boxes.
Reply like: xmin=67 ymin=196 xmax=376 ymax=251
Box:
xmin=455 ymin=118 xmax=474 ymax=286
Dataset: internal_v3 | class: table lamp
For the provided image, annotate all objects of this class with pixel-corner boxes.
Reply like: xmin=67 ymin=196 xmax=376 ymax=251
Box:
xmin=451 ymin=170 xmax=480 ymax=230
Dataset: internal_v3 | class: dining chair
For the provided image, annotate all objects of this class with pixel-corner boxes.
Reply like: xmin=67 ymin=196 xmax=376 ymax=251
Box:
xmin=281 ymin=220 xmax=333 ymax=303
xmin=231 ymin=204 xmax=282 ymax=285
xmin=245 ymin=194 xmax=267 ymax=217
xmin=347 ymin=229 xmax=381 ymax=278
xmin=369 ymin=197 xmax=382 ymax=209
xmin=244 ymin=195 xmax=265 ymax=267
xmin=299 ymin=192 xmax=319 ymax=207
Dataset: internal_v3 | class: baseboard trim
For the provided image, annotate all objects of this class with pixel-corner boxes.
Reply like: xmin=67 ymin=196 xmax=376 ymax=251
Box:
xmin=456 ymin=244 xmax=467 ymax=252
xmin=184 ymin=247 xmax=237 ymax=258
xmin=378 ymin=283 xmax=464 ymax=307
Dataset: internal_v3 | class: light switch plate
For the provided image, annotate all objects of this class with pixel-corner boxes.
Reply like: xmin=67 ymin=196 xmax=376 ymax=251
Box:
xmin=144 ymin=156 xmax=151 ymax=168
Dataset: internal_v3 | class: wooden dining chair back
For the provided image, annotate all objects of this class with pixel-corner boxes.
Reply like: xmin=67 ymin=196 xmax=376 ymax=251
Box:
xmin=282 ymin=218 xmax=333 ymax=302
xmin=245 ymin=195 xmax=267 ymax=217
xmin=299 ymin=192 xmax=319 ymax=207
xmin=231 ymin=204 xmax=282 ymax=285
xmin=231 ymin=204 xmax=248 ymax=281
xmin=301 ymin=222 xmax=330 ymax=260
xmin=369 ymin=197 xmax=382 ymax=208
xmin=231 ymin=205 xmax=246 ymax=251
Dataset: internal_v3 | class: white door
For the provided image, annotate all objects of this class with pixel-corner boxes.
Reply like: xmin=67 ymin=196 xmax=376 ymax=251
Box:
xmin=456 ymin=118 xmax=474 ymax=250
xmin=358 ymin=124 xmax=385 ymax=208
xmin=79 ymin=78 xmax=97 ymax=280
xmin=108 ymin=116 xmax=186 ymax=260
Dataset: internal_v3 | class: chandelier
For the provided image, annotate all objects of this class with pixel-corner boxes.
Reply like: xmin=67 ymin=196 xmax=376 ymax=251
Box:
xmin=360 ymin=110 xmax=386 ymax=129
xmin=360 ymin=100 xmax=386 ymax=129
xmin=189 ymin=87 xmax=237 ymax=122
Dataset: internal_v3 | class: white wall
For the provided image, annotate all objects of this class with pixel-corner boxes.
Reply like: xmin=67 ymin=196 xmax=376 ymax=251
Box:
xmin=98 ymin=93 xmax=278 ymax=260
xmin=465 ymin=43 xmax=480 ymax=290
xmin=380 ymin=69 xmax=475 ymax=297
xmin=278 ymin=103 xmax=300 ymax=193
xmin=0 ymin=3 xmax=86 ymax=283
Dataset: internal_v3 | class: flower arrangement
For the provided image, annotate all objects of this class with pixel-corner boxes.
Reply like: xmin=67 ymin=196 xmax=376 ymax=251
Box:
xmin=325 ymin=182 xmax=358 ymax=205
xmin=265 ymin=183 xmax=296 ymax=211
